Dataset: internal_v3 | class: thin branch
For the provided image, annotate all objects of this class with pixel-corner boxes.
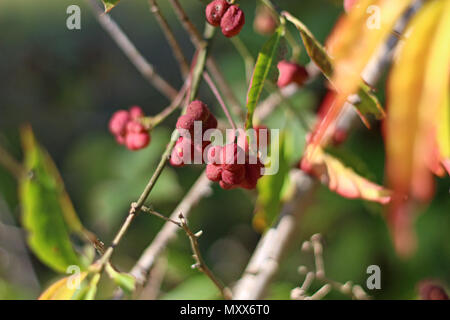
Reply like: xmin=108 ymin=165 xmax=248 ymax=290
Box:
xmin=92 ymin=21 xmax=216 ymax=275
xmin=203 ymin=72 xmax=237 ymax=130
xmin=147 ymin=79 xmax=189 ymax=129
xmin=148 ymin=0 xmax=190 ymax=78
xmin=232 ymin=170 xmax=318 ymax=299
xmin=86 ymin=0 xmax=178 ymax=100
xmin=129 ymin=172 xmax=212 ymax=286
xmin=139 ymin=201 xmax=232 ymax=299
xmin=178 ymin=213 xmax=232 ymax=300
xmin=169 ymin=0 xmax=244 ymax=118
xmin=292 ymin=234 xmax=370 ymax=300
xmin=168 ymin=0 xmax=204 ymax=48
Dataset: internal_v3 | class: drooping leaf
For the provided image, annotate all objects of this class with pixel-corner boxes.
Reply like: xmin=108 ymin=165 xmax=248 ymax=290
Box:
xmin=245 ymin=26 xmax=283 ymax=129
xmin=309 ymin=0 xmax=413 ymax=147
xmin=105 ymin=263 xmax=136 ymax=296
xmin=300 ymin=145 xmax=391 ymax=204
xmin=283 ymin=11 xmax=385 ymax=127
xmin=19 ymin=126 xmax=84 ymax=273
xmin=38 ymin=272 xmax=87 ymax=300
xmin=102 ymin=0 xmax=121 ymax=13
xmin=282 ymin=11 xmax=333 ymax=77
xmin=385 ymin=0 xmax=450 ymax=256
xmin=254 ymin=133 xmax=290 ymax=231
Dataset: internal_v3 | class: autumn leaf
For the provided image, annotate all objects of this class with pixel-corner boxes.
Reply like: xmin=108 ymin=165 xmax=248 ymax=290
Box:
xmin=385 ymin=0 xmax=450 ymax=256
xmin=309 ymin=0 xmax=413 ymax=147
xmin=300 ymin=145 xmax=391 ymax=204
xmin=20 ymin=126 xmax=84 ymax=273
xmin=38 ymin=272 xmax=87 ymax=300
xmin=283 ymin=11 xmax=385 ymax=128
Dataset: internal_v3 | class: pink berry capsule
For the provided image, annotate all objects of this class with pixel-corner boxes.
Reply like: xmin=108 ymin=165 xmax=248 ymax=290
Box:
xmin=125 ymin=132 xmax=150 ymax=151
xmin=109 ymin=110 xmax=130 ymax=136
xmin=206 ymin=164 xmax=223 ymax=182
xmin=206 ymin=0 xmax=230 ymax=27
xmin=220 ymin=5 xmax=245 ymax=38
xmin=176 ymin=114 xmax=196 ymax=132
xmin=129 ymin=106 xmax=144 ymax=120
xmin=221 ymin=166 xmax=245 ymax=185
xmin=187 ymin=100 xmax=210 ymax=122
xmin=277 ymin=60 xmax=308 ymax=88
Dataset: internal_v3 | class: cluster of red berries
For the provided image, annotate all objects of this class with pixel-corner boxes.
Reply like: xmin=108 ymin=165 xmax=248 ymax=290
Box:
xmin=206 ymin=142 xmax=264 ymax=190
xmin=206 ymin=0 xmax=245 ymax=38
xmin=109 ymin=106 xmax=151 ymax=151
xmin=170 ymin=100 xmax=218 ymax=167
xmin=277 ymin=60 xmax=309 ymax=88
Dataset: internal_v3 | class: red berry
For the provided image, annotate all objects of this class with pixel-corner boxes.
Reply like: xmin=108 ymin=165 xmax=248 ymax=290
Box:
xmin=344 ymin=0 xmax=359 ymax=13
xmin=109 ymin=110 xmax=130 ymax=136
xmin=204 ymin=114 xmax=218 ymax=130
xmin=220 ymin=5 xmax=245 ymax=38
xmin=206 ymin=164 xmax=223 ymax=181
xmin=206 ymin=0 xmax=230 ymax=27
xmin=207 ymin=145 xmax=222 ymax=164
xmin=222 ymin=143 xmax=245 ymax=171
xmin=125 ymin=132 xmax=150 ymax=151
xmin=129 ymin=106 xmax=144 ymax=120
xmin=222 ymin=166 xmax=245 ymax=185
xmin=176 ymin=114 xmax=196 ymax=132
xmin=219 ymin=180 xmax=235 ymax=190
xmin=126 ymin=120 xmax=145 ymax=133
xmin=418 ymin=281 xmax=449 ymax=300
xmin=187 ymin=100 xmax=210 ymax=122
xmin=240 ymin=161 xmax=264 ymax=189
xmin=277 ymin=60 xmax=308 ymax=88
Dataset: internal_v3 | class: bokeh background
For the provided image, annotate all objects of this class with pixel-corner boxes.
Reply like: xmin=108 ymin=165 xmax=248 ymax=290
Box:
xmin=0 ymin=0 xmax=448 ymax=299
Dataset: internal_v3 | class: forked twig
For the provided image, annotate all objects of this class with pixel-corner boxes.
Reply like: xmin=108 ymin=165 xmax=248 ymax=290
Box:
xmin=291 ymin=234 xmax=370 ymax=300
xmin=142 ymin=207 xmax=232 ymax=300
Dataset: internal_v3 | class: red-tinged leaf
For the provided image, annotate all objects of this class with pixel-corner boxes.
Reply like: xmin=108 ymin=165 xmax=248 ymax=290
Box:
xmin=300 ymin=145 xmax=391 ymax=204
xmin=386 ymin=0 xmax=450 ymax=257
xmin=309 ymin=0 xmax=413 ymax=148
xmin=283 ymin=11 xmax=385 ymax=130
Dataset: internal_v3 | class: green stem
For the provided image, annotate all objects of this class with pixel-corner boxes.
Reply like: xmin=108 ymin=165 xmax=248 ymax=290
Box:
xmin=95 ymin=24 xmax=216 ymax=274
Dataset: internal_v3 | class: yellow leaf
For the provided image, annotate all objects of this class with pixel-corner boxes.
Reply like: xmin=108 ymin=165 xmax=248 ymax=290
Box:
xmin=300 ymin=145 xmax=391 ymax=204
xmin=38 ymin=272 xmax=87 ymax=300
xmin=310 ymin=0 xmax=413 ymax=147
xmin=386 ymin=0 xmax=450 ymax=256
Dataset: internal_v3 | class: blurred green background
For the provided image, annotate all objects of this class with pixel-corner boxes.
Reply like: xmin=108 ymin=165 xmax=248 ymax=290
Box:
xmin=0 ymin=0 xmax=448 ymax=300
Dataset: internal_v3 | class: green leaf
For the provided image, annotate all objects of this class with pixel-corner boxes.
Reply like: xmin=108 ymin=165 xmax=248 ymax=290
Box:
xmin=19 ymin=126 xmax=83 ymax=273
xmin=283 ymin=12 xmax=333 ymax=78
xmin=356 ymin=84 xmax=386 ymax=121
xmin=254 ymin=133 xmax=290 ymax=231
xmin=102 ymin=0 xmax=121 ymax=13
xmin=105 ymin=263 xmax=136 ymax=295
xmin=245 ymin=26 xmax=283 ymax=129
xmin=283 ymin=12 xmax=385 ymax=124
